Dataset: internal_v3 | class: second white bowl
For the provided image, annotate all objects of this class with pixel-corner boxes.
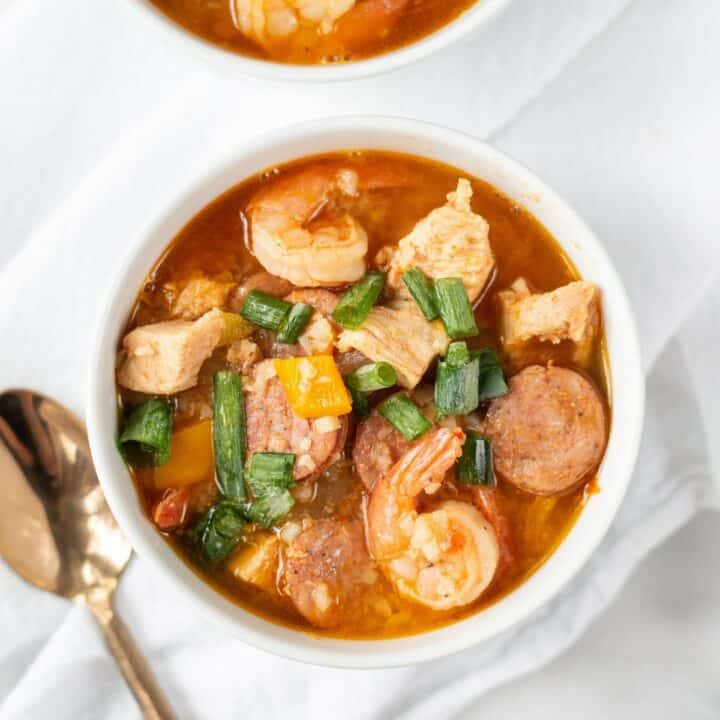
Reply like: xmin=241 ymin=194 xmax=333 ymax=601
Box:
xmin=127 ymin=0 xmax=512 ymax=81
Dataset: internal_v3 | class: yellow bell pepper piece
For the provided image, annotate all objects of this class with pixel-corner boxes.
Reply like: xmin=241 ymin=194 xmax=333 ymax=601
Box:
xmin=273 ymin=355 xmax=352 ymax=419
xmin=218 ymin=312 xmax=254 ymax=346
xmin=153 ymin=419 xmax=214 ymax=490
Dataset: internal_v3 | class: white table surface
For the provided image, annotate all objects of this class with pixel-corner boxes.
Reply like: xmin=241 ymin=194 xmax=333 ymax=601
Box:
xmin=461 ymin=511 xmax=720 ymax=719
xmin=0 ymin=0 xmax=718 ymax=716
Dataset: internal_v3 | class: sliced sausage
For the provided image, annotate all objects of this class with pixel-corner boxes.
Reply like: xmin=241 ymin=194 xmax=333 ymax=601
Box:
xmin=282 ymin=288 xmax=340 ymax=356
xmin=484 ymin=365 xmax=608 ymax=495
xmin=244 ymin=360 xmax=348 ymax=481
xmin=352 ymin=410 xmax=411 ymax=491
xmin=335 ymin=349 xmax=371 ymax=376
xmin=284 ymin=288 xmax=339 ymax=317
xmin=228 ymin=271 xmax=293 ymax=312
xmin=282 ymin=519 xmax=378 ymax=628
xmin=251 ymin=289 xmax=340 ymax=359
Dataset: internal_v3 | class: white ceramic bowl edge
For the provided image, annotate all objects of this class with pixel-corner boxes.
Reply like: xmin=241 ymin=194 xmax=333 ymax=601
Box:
xmin=125 ymin=0 xmax=513 ymax=82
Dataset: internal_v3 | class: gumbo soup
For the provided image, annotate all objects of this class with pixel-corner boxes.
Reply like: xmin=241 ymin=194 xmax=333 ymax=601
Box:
xmin=116 ymin=151 xmax=610 ymax=639
xmin=148 ymin=0 xmax=478 ymax=65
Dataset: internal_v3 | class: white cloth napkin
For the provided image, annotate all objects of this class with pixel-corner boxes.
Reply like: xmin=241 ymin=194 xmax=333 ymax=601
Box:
xmin=1 ymin=0 xmax=718 ymax=718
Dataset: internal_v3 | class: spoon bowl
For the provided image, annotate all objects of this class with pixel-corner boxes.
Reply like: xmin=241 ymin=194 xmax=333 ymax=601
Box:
xmin=0 ymin=390 xmax=131 ymax=598
xmin=0 ymin=390 xmax=174 ymax=720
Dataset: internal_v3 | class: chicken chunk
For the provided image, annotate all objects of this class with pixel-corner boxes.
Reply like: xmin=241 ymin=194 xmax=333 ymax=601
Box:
xmin=117 ymin=309 xmax=224 ymax=395
xmin=167 ymin=274 xmax=235 ymax=320
xmin=378 ymin=179 xmax=495 ymax=303
xmin=228 ymin=532 xmax=280 ymax=594
xmin=227 ymin=338 xmax=262 ymax=375
xmin=497 ymin=279 xmax=601 ymax=366
xmin=244 ymin=360 xmax=348 ymax=481
xmin=337 ymin=307 xmax=449 ymax=388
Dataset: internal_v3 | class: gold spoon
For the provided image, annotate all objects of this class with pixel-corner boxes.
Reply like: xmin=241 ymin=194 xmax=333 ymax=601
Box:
xmin=0 ymin=389 xmax=176 ymax=720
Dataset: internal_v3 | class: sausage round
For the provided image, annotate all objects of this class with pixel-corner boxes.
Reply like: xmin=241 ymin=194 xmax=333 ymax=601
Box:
xmin=352 ymin=410 xmax=411 ymax=491
xmin=484 ymin=365 xmax=608 ymax=495
xmin=244 ymin=361 xmax=348 ymax=481
xmin=282 ymin=519 xmax=378 ymax=628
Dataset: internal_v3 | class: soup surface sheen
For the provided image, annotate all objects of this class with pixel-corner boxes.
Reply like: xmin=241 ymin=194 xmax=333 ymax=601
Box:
xmin=148 ymin=0 xmax=478 ymax=65
xmin=117 ymin=151 xmax=609 ymax=639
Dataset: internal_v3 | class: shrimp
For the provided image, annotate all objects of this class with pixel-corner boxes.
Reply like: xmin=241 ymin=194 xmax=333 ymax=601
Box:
xmin=231 ymin=0 xmax=356 ymax=50
xmin=231 ymin=0 xmax=407 ymax=54
xmin=367 ymin=428 xmax=500 ymax=610
xmin=247 ymin=161 xmax=409 ymax=287
xmin=247 ymin=164 xmax=367 ymax=287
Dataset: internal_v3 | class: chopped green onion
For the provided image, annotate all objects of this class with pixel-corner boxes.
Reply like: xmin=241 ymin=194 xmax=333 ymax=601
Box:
xmin=245 ymin=493 xmax=295 ymax=529
xmin=378 ymin=394 xmax=432 ymax=441
xmin=434 ymin=350 xmax=480 ymax=418
xmin=213 ymin=371 xmax=246 ymax=501
xmin=344 ymin=362 xmax=397 ymax=393
xmin=245 ymin=452 xmax=296 ymax=528
xmin=445 ymin=340 xmax=470 ymax=367
xmin=348 ymin=387 xmax=371 ymax=417
xmin=472 ymin=348 xmax=509 ymax=401
xmin=433 ymin=278 xmax=479 ymax=339
xmin=240 ymin=290 xmax=291 ymax=331
xmin=117 ymin=399 xmax=173 ymax=467
xmin=331 ymin=272 xmax=386 ymax=329
xmin=192 ymin=502 xmax=246 ymax=562
xmin=402 ymin=267 xmax=439 ymax=320
xmin=457 ymin=432 xmax=495 ymax=486
xmin=276 ymin=303 xmax=313 ymax=344
xmin=247 ymin=452 xmax=296 ymax=489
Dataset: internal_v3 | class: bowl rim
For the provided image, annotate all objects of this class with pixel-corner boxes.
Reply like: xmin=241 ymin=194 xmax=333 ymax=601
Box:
xmin=126 ymin=0 xmax=513 ymax=82
xmin=87 ymin=115 xmax=645 ymax=668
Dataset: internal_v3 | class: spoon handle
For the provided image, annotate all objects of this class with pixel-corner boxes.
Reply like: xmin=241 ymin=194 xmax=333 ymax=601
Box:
xmin=87 ymin=591 xmax=176 ymax=720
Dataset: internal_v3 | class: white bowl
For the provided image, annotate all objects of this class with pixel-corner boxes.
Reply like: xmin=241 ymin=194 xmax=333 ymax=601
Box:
xmin=127 ymin=0 xmax=512 ymax=81
xmin=87 ymin=116 xmax=644 ymax=668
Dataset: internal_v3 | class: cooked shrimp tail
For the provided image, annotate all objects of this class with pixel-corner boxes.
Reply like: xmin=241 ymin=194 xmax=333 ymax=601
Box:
xmin=248 ymin=162 xmax=414 ymax=287
xmin=367 ymin=427 xmax=500 ymax=610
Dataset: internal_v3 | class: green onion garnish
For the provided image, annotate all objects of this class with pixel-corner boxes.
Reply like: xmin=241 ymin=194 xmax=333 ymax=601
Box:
xmin=434 ymin=343 xmax=480 ymax=418
xmin=457 ymin=432 xmax=495 ymax=486
xmin=433 ymin=277 xmax=479 ymax=339
xmin=247 ymin=452 xmax=296 ymax=487
xmin=472 ymin=348 xmax=510 ymax=401
xmin=245 ymin=452 xmax=296 ymax=528
xmin=378 ymin=394 xmax=432 ymax=441
xmin=445 ymin=340 xmax=470 ymax=367
xmin=348 ymin=386 xmax=371 ymax=417
xmin=344 ymin=362 xmax=397 ymax=393
xmin=276 ymin=303 xmax=313 ymax=344
xmin=213 ymin=371 xmax=246 ymax=501
xmin=192 ymin=502 xmax=246 ymax=562
xmin=117 ymin=399 xmax=173 ymax=467
xmin=402 ymin=267 xmax=439 ymax=320
xmin=331 ymin=272 xmax=386 ymax=329
xmin=245 ymin=493 xmax=296 ymax=529
xmin=240 ymin=290 xmax=291 ymax=331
